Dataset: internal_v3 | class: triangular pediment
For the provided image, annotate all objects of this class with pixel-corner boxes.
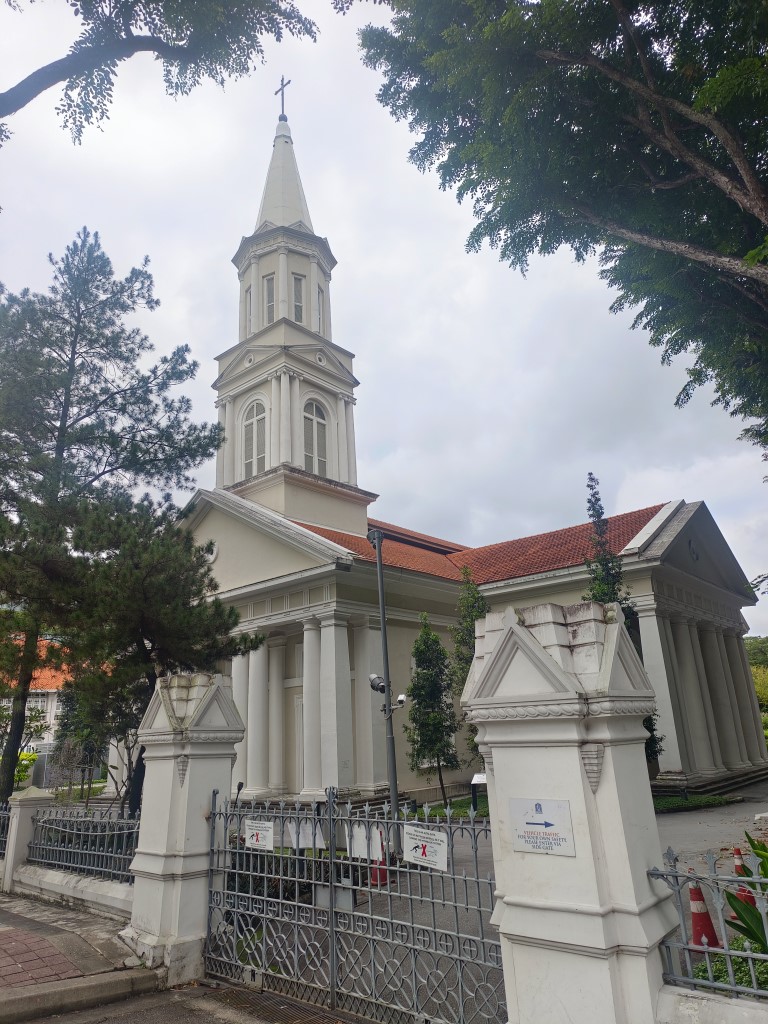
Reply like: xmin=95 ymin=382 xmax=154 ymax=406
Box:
xmin=463 ymin=608 xmax=581 ymax=707
xmin=138 ymin=674 xmax=245 ymax=737
xmin=182 ymin=488 xmax=354 ymax=592
xmin=214 ymin=332 xmax=357 ymax=392
xmin=595 ymin=614 xmax=654 ymax=697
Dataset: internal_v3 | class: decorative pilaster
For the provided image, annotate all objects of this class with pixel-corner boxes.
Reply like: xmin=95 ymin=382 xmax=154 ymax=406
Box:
xmin=278 ymin=248 xmax=288 ymax=318
xmin=224 ymin=399 xmax=235 ymax=487
xmin=290 ymin=373 xmax=302 ymax=468
xmin=246 ymin=644 xmax=269 ymax=795
xmin=309 ymin=256 xmax=318 ymax=334
xmin=336 ymin=394 xmax=349 ymax=484
xmin=280 ymin=371 xmax=291 ymax=464
xmin=249 ymin=258 xmax=260 ymax=334
xmin=231 ymin=653 xmax=249 ymax=791
xmin=268 ymin=635 xmax=286 ymax=794
xmin=270 ymin=374 xmax=280 ymax=467
xmin=300 ymin=618 xmax=323 ymax=798
xmin=318 ymin=610 xmax=355 ymax=791
xmin=345 ymin=397 xmax=357 ymax=486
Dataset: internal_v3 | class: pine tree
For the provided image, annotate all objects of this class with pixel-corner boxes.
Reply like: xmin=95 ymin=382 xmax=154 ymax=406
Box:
xmin=406 ymin=613 xmax=460 ymax=805
xmin=0 ymin=228 xmax=222 ymax=799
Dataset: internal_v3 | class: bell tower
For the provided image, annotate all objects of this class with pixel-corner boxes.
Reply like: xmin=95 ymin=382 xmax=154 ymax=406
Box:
xmin=212 ymin=112 xmax=376 ymax=535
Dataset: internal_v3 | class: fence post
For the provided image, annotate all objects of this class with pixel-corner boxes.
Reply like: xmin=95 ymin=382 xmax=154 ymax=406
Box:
xmin=119 ymin=672 xmax=244 ymax=986
xmin=462 ymin=602 xmax=677 ymax=1024
xmin=1 ymin=787 xmax=54 ymax=893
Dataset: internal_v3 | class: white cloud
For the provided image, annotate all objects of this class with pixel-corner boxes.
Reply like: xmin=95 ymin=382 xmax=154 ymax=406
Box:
xmin=1 ymin=3 xmax=765 ymax=633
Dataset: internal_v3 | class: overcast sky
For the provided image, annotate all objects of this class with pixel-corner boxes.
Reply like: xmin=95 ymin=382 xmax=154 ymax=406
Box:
xmin=2 ymin=3 xmax=766 ymax=632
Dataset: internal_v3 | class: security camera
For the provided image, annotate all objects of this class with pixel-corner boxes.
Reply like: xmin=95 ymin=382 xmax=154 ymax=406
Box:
xmin=396 ymin=694 xmax=407 ymax=706
xmin=369 ymin=673 xmax=386 ymax=694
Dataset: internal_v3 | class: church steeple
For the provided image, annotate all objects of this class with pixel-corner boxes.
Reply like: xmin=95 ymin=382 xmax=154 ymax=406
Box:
xmin=212 ymin=114 xmax=376 ymax=536
xmin=256 ymin=119 xmax=314 ymax=234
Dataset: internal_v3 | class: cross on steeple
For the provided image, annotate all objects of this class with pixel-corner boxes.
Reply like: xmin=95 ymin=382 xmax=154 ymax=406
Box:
xmin=275 ymin=75 xmax=291 ymax=122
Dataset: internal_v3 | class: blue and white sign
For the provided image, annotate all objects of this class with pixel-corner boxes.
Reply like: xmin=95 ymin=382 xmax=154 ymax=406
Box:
xmin=509 ymin=798 xmax=575 ymax=857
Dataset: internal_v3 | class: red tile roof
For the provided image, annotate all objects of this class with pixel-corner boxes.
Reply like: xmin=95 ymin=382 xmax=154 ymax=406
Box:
xmin=297 ymin=504 xmax=666 ymax=586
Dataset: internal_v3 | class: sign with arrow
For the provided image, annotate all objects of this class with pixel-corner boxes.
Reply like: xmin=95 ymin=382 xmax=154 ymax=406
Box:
xmin=509 ymin=798 xmax=575 ymax=857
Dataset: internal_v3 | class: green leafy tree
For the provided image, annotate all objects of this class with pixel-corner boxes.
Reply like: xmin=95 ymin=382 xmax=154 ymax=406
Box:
xmin=448 ymin=566 xmax=488 ymax=764
xmin=406 ymin=612 xmax=460 ymax=805
xmin=0 ymin=2 xmax=318 ymax=143
xmin=745 ymin=636 xmax=768 ymax=669
xmin=582 ymin=472 xmax=662 ymax=762
xmin=0 ymin=702 xmax=47 ymax=750
xmin=360 ymin=2 xmax=768 ymax=455
xmin=0 ymin=228 xmax=221 ymax=800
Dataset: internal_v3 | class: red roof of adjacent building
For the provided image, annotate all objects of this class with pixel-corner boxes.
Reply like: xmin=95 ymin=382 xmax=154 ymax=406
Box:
xmin=297 ymin=503 xmax=666 ymax=585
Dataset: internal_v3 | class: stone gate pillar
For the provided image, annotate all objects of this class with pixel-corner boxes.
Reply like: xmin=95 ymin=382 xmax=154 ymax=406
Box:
xmin=462 ymin=602 xmax=676 ymax=1024
xmin=120 ymin=672 xmax=244 ymax=986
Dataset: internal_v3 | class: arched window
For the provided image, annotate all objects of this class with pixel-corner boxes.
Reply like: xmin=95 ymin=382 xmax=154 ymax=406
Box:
xmin=244 ymin=401 xmax=266 ymax=477
xmin=303 ymin=401 xmax=327 ymax=477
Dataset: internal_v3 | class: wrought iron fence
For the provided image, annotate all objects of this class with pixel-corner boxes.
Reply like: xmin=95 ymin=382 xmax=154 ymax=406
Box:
xmin=650 ymin=846 xmax=768 ymax=999
xmin=206 ymin=790 xmax=505 ymax=1024
xmin=28 ymin=807 xmax=140 ymax=884
xmin=0 ymin=802 xmax=9 ymax=858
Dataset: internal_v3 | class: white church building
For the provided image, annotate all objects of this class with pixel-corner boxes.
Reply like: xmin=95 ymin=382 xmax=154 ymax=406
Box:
xmin=185 ymin=114 xmax=767 ymax=802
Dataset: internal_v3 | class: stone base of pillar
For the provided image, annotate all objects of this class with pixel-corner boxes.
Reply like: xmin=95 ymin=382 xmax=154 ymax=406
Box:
xmin=653 ymin=761 xmax=768 ymax=795
xmin=119 ymin=924 xmax=198 ymax=988
xmin=299 ymin=787 xmax=327 ymax=802
xmin=240 ymin=787 xmax=272 ymax=801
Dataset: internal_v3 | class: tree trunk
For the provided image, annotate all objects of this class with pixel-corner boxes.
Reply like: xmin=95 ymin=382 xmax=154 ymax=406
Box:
xmin=0 ymin=627 xmax=39 ymax=801
xmin=436 ymin=760 xmax=448 ymax=807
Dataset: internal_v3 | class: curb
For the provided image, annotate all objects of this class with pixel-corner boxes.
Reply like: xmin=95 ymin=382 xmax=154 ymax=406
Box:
xmin=0 ymin=966 xmax=162 ymax=1023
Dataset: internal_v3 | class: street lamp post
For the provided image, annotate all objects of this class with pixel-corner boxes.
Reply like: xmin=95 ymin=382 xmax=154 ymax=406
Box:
xmin=367 ymin=528 xmax=401 ymax=855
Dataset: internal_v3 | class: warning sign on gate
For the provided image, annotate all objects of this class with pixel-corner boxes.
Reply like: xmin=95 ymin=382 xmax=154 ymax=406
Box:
xmin=243 ymin=819 xmax=274 ymax=851
xmin=403 ymin=822 xmax=448 ymax=872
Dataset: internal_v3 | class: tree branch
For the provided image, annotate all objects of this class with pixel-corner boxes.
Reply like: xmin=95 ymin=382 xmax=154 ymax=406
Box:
xmin=537 ymin=47 xmax=768 ymax=224
xmin=577 ymin=207 xmax=768 ymax=287
xmin=0 ymin=35 xmax=189 ymax=119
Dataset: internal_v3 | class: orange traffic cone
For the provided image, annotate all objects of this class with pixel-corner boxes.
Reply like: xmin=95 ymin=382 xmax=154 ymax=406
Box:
xmin=689 ymin=869 xmax=721 ymax=948
xmin=732 ymin=847 xmax=756 ymax=910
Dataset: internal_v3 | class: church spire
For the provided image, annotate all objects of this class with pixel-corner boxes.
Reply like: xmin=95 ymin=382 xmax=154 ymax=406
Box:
xmin=255 ymin=117 xmax=314 ymax=234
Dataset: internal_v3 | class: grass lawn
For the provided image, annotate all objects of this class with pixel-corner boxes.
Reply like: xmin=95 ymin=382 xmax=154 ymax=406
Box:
xmin=652 ymin=793 xmax=743 ymax=813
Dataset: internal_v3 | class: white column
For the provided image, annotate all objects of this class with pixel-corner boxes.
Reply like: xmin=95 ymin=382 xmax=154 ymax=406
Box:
xmin=723 ymin=631 xmax=765 ymax=765
xmin=670 ymin=617 xmax=718 ymax=775
xmin=686 ymin=620 xmax=724 ymax=769
xmin=345 ymin=398 xmax=357 ymax=486
xmin=215 ymin=404 xmax=226 ymax=487
xmin=658 ymin=615 xmax=694 ymax=775
xmin=635 ymin=602 xmax=683 ymax=774
xmin=735 ymin=632 xmax=768 ymax=762
xmin=698 ymin=625 xmax=750 ymax=769
xmin=278 ymin=249 xmax=288 ymax=319
xmin=280 ymin=371 xmax=291 ymax=464
xmin=300 ymin=618 xmax=323 ymax=798
xmin=249 ymin=257 xmax=260 ymax=334
xmin=309 ymin=257 xmax=318 ymax=334
xmin=238 ymin=277 xmax=246 ymax=341
xmin=224 ymin=399 xmax=235 ymax=486
xmin=353 ymin=617 xmax=387 ymax=796
xmin=290 ymin=374 xmax=303 ymax=468
xmin=246 ymin=644 xmax=269 ymax=795
xmin=336 ymin=394 xmax=349 ymax=483
xmin=270 ymin=375 xmax=280 ymax=467
xmin=231 ymin=654 xmax=249 ymax=791
xmin=318 ymin=611 xmax=355 ymax=791
xmin=268 ymin=636 xmax=286 ymax=794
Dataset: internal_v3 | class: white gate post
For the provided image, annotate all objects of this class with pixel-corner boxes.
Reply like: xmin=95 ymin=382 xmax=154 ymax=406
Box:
xmin=1 ymin=787 xmax=54 ymax=893
xmin=462 ymin=602 xmax=677 ymax=1024
xmin=120 ymin=672 xmax=244 ymax=986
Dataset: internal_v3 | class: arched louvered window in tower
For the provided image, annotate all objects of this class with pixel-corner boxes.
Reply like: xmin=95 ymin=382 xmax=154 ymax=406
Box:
xmin=303 ymin=401 xmax=327 ymax=477
xmin=244 ymin=401 xmax=266 ymax=478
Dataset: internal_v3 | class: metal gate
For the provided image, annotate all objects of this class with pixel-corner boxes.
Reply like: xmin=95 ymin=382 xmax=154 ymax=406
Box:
xmin=204 ymin=789 xmax=506 ymax=1024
